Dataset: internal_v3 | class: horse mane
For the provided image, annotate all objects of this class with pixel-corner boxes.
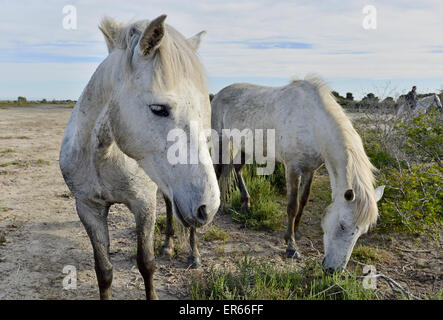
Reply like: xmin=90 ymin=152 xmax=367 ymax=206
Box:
xmin=99 ymin=17 xmax=207 ymax=93
xmin=301 ymin=75 xmax=379 ymax=228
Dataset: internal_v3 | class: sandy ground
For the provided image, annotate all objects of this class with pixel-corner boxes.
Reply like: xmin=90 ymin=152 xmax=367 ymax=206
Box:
xmin=0 ymin=106 xmax=441 ymax=300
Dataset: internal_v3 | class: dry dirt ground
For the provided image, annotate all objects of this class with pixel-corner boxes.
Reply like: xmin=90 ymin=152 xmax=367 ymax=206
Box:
xmin=0 ymin=105 xmax=441 ymax=300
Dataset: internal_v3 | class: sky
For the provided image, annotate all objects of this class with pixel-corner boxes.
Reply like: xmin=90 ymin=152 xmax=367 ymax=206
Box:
xmin=0 ymin=0 xmax=442 ymax=100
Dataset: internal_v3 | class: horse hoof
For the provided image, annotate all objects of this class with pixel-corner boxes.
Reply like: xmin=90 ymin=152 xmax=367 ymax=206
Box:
xmin=160 ymin=246 xmax=174 ymax=257
xmin=187 ymin=255 xmax=202 ymax=269
xmin=286 ymin=249 xmax=301 ymax=259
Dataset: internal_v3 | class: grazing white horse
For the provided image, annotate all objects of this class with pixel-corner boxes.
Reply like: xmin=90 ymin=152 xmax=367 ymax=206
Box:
xmin=59 ymin=15 xmax=220 ymax=300
xmin=211 ymin=76 xmax=385 ymax=272
xmin=396 ymin=94 xmax=442 ymax=117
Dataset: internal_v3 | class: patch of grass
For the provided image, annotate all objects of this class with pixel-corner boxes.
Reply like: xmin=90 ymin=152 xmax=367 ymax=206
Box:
xmin=0 ymin=205 xmax=11 ymax=213
xmin=351 ymin=245 xmax=380 ymax=264
xmin=190 ymin=257 xmax=378 ymax=300
xmin=154 ymin=215 xmax=180 ymax=234
xmin=36 ymin=158 xmax=50 ymax=165
xmin=422 ymin=290 xmax=443 ymax=300
xmin=0 ymin=136 xmax=29 ymax=140
xmin=227 ymin=164 xmax=285 ymax=231
xmin=0 ymin=233 xmax=6 ymax=245
xmin=0 ymin=160 xmax=29 ymax=168
xmin=202 ymin=227 xmax=230 ymax=242
xmin=214 ymin=245 xmax=225 ymax=255
xmin=0 ymin=149 xmax=16 ymax=154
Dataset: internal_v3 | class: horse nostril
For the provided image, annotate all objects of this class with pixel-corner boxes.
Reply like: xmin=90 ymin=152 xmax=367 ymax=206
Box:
xmin=196 ymin=205 xmax=208 ymax=223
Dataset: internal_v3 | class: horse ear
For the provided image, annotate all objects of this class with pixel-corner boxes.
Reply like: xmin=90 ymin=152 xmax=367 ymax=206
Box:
xmin=99 ymin=17 xmax=120 ymax=53
xmin=344 ymin=189 xmax=355 ymax=202
xmin=374 ymin=185 xmax=385 ymax=202
xmin=187 ymin=31 xmax=206 ymax=51
xmin=99 ymin=26 xmax=115 ymax=53
xmin=139 ymin=14 xmax=167 ymax=56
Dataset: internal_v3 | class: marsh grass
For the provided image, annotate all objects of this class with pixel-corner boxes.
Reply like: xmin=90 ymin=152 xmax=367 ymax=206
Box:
xmin=202 ymin=227 xmax=230 ymax=242
xmin=190 ymin=257 xmax=377 ymax=300
xmin=227 ymin=163 xmax=286 ymax=231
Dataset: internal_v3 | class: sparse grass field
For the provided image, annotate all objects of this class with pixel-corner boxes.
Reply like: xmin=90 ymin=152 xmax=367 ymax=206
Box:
xmin=0 ymin=105 xmax=441 ymax=300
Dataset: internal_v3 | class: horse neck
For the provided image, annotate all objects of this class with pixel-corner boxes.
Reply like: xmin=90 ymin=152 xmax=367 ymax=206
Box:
xmin=317 ymin=113 xmax=368 ymax=200
xmin=322 ymin=145 xmax=352 ymax=201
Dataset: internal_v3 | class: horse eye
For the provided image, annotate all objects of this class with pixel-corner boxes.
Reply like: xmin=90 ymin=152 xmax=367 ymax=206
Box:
xmin=340 ymin=224 xmax=345 ymax=231
xmin=149 ymin=104 xmax=169 ymax=117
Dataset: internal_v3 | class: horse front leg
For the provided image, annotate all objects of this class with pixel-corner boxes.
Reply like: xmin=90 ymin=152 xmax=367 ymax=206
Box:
xmin=293 ymin=170 xmax=314 ymax=240
xmin=76 ymin=200 xmax=113 ymax=300
xmin=187 ymin=227 xmax=202 ymax=268
xmin=160 ymin=194 xmax=175 ymax=257
xmin=284 ymin=169 xmax=301 ymax=259
xmin=129 ymin=196 xmax=158 ymax=300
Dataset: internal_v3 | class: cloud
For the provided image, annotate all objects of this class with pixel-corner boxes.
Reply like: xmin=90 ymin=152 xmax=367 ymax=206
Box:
xmin=0 ymin=0 xmax=442 ymax=99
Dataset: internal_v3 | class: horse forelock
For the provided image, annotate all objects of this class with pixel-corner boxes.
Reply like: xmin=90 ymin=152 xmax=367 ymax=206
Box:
xmin=99 ymin=17 xmax=207 ymax=94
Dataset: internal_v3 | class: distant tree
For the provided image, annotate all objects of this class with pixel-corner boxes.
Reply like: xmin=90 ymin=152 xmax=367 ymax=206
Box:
xmin=362 ymin=93 xmax=379 ymax=103
xmin=346 ymin=92 xmax=354 ymax=101
xmin=331 ymin=91 xmax=345 ymax=99
xmin=209 ymin=93 xmax=214 ymax=101
xmin=17 ymin=96 xmax=27 ymax=104
xmin=41 ymin=98 xmax=47 ymax=103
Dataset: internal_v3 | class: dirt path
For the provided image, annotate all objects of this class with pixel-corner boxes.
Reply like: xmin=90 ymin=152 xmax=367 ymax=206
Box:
xmin=0 ymin=106 xmax=440 ymax=300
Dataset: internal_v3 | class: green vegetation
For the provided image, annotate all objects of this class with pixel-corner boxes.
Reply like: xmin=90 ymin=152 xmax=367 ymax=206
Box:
xmin=0 ymin=149 xmax=16 ymax=154
xmin=0 ymin=97 xmax=75 ymax=108
xmin=351 ymin=245 xmax=382 ymax=265
xmin=356 ymin=109 xmax=442 ymax=240
xmin=190 ymin=257 xmax=377 ymax=300
xmin=226 ymin=163 xmax=286 ymax=231
xmin=202 ymin=227 xmax=230 ymax=242
xmin=36 ymin=158 xmax=50 ymax=165
xmin=0 ymin=160 xmax=29 ymax=168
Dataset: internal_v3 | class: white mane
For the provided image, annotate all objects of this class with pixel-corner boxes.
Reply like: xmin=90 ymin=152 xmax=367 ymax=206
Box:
xmin=99 ymin=17 xmax=207 ymax=93
xmin=302 ymin=76 xmax=378 ymax=228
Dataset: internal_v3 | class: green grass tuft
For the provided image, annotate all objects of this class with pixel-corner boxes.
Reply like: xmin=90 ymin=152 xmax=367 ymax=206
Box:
xmin=202 ymin=227 xmax=230 ymax=242
xmin=0 ymin=149 xmax=16 ymax=154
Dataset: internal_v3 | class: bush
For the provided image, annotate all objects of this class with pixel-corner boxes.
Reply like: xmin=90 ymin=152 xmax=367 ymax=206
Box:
xmin=355 ymin=109 xmax=442 ymax=240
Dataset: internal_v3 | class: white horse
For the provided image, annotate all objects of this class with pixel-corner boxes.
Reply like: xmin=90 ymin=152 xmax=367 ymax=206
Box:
xmin=59 ymin=15 xmax=220 ymax=300
xmin=396 ymin=94 xmax=442 ymax=117
xmin=211 ymin=76 xmax=385 ymax=272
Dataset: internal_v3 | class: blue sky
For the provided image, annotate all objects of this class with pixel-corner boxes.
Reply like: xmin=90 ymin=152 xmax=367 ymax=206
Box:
xmin=0 ymin=0 xmax=442 ymax=100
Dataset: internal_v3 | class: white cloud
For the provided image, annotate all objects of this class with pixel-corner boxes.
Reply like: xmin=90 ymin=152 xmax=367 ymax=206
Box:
xmin=0 ymin=0 xmax=442 ymax=99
